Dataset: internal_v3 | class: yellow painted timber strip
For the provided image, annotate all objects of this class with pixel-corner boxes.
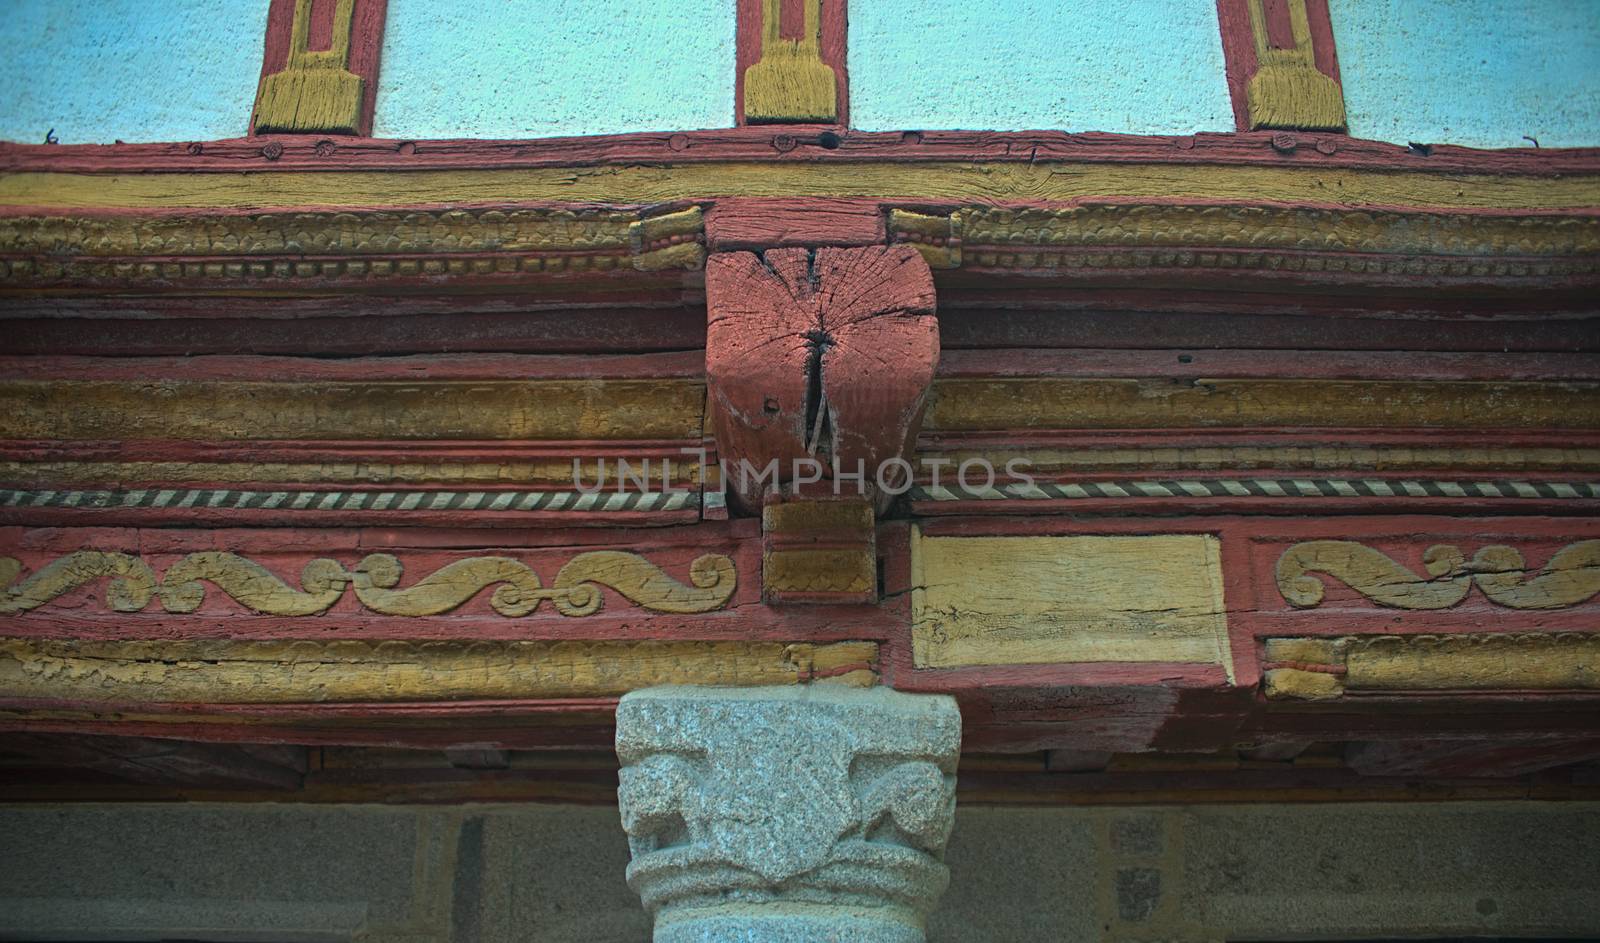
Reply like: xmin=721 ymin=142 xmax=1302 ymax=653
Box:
xmin=1346 ymin=633 xmax=1600 ymax=691
xmin=0 ymin=459 xmax=706 ymax=487
xmin=924 ymin=379 xmax=1600 ymax=431
xmin=0 ymin=379 xmax=706 ymax=441
xmin=2 ymin=162 xmax=1598 ymax=210
xmin=0 ymin=638 xmax=880 ymax=703
xmin=3 ymin=378 xmax=1593 ymax=443
xmin=1263 ymin=633 xmax=1599 ymax=698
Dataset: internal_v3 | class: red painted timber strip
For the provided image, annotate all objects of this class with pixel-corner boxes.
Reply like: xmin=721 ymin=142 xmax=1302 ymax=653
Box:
xmin=2 ymin=128 xmax=1596 ymax=176
xmin=0 ymin=351 xmax=704 ymax=381
xmin=705 ymin=197 xmax=884 ymax=248
xmin=916 ymin=428 xmax=1600 ymax=451
xmin=934 ymin=349 xmax=1600 ymax=381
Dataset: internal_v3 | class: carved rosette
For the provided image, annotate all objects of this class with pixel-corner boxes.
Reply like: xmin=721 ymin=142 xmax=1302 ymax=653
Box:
xmin=616 ymin=685 xmax=962 ymax=943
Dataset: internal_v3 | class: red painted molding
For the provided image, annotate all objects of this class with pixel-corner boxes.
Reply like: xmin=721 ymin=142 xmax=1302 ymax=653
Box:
xmin=735 ymin=0 xmax=848 ymax=126
xmin=251 ymin=0 xmax=388 ymax=137
xmin=6 ymin=128 xmax=1596 ymax=176
xmin=1217 ymin=0 xmax=1344 ymax=131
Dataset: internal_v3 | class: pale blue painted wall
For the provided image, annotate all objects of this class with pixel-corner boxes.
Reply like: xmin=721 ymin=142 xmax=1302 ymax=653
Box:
xmin=372 ymin=0 xmax=737 ymax=140
xmin=847 ymin=0 xmax=1234 ymax=133
xmin=1332 ymin=0 xmax=1600 ymax=148
xmin=0 ymin=0 xmax=267 ymax=144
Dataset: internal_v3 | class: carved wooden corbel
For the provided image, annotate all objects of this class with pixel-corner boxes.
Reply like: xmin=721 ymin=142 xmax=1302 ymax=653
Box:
xmin=705 ymin=244 xmax=937 ymax=603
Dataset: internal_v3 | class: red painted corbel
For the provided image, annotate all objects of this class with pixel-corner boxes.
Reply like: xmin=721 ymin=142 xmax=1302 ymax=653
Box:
xmin=705 ymin=245 xmax=937 ymax=515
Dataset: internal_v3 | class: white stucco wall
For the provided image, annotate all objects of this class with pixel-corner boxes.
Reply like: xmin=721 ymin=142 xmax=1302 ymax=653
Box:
xmin=372 ymin=0 xmax=737 ymax=140
xmin=847 ymin=0 xmax=1235 ymax=134
xmin=0 ymin=0 xmax=267 ymax=144
xmin=1332 ymin=0 xmax=1600 ymax=148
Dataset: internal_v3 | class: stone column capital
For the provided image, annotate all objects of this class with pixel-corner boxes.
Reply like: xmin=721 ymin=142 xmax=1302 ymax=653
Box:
xmin=616 ymin=684 xmax=962 ymax=943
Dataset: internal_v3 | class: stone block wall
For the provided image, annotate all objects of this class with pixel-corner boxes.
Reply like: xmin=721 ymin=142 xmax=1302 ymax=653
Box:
xmin=1 ymin=801 xmax=1596 ymax=941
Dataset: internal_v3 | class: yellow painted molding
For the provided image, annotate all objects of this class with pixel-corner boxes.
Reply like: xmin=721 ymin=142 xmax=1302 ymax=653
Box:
xmin=4 ymin=163 xmax=1597 ymax=212
xmin=1264 ymin=633 xmax=1600 ymax=698
xmin=0 ymin=378 xmax=704 ymax=442
xmin=743 ymin=0 xmax=837 ymax=123
xmin=254 ymin=0 xmax=365 ymax=134
xmin=924 ymin=379 xmax=1600 ymax=432
xmin=0 ymin=637 xmax=880 ymax=703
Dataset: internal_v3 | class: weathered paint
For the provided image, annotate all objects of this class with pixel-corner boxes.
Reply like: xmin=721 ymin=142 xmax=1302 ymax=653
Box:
xmin=372 ymin=0 xmax=737 ymax=140
xmin=1331 ymin=0 xmax=1600 ymax=149
xmin=909 ymin=531 xmax=1232 ymax=672
xmin=847 ymin=0 xmax=1233 ymax=133
xmin=0 ymin=0 xmax=267 ymax=144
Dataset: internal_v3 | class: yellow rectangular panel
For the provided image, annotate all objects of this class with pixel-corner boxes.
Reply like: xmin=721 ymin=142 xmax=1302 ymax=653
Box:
xmin=911 ymin=531 xmax=1230 ymax=675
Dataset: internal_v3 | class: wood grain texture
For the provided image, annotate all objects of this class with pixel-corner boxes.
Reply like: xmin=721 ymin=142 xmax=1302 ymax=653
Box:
xmin=0 ymin=637 xmax=879 ymax=703
xmin=909 ymin=530 xmax=1231 ymax=675
xmin=5 ymin=161 xmax=1598 ymax=210
xmin=252 ymin=0 xmax=387 ymax=135
xmin=705 ymin=245 xmax=937 ymax=512
xmin=705 ymin=198 xmax=885 ymax=249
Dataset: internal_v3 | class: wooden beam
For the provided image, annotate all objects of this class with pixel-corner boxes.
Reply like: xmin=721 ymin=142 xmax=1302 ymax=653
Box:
xmin=705 ymin=245 xmax=937 ymax=513
xmin=1217 ymin=0 xmax=1345 ymax=131
xmin=252 ymin=0 xmax=388 ymax=135
xmin=736 ymin=0 xmax=847 ymax=125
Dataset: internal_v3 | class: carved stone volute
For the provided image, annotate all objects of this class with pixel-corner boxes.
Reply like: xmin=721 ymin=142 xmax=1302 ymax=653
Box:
xmin=616 ymin=685 xmax=962 ymax=942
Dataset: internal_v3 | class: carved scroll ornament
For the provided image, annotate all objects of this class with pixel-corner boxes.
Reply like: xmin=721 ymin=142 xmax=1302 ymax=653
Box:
xmin=1277 ymin=540 xmax=1600 ymax=610
xmin=0 ymin=550 xmax=736 ymax=617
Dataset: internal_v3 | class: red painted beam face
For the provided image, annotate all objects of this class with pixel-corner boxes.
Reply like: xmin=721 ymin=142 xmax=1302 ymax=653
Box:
xmin=705 ymin=245 xmax=938 ymax=513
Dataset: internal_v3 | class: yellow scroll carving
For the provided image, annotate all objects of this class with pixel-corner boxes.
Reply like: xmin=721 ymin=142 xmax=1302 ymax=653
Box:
xmin=1277 ymin=541 xmax=1471 ymax=609
xmin=1470 ymin=542 xmax=1600 ymax=609
xmin=0 ymin=551 xmax=157 ymax=614
xmin=254 ymin=0 xmax=365 ymax=134
xmin=1277 ymin=540 xmax=1600 ymax=610
xmin=1245 ymin=0 xmax=1346 ymax=131
xmin=159 ymin=552 xmax=349 ymax=615
xmin=1 ymin=551 xmax=737 ymax=617
xmin=744 ymin=0 xmax=837 ymax=123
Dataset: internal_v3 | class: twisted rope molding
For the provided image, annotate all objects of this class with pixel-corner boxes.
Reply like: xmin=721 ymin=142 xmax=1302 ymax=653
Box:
xmin=0 ymin=488 xmax=698 ymax=513
xmin=908 ymin=479 xmax=1600 ymax=502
